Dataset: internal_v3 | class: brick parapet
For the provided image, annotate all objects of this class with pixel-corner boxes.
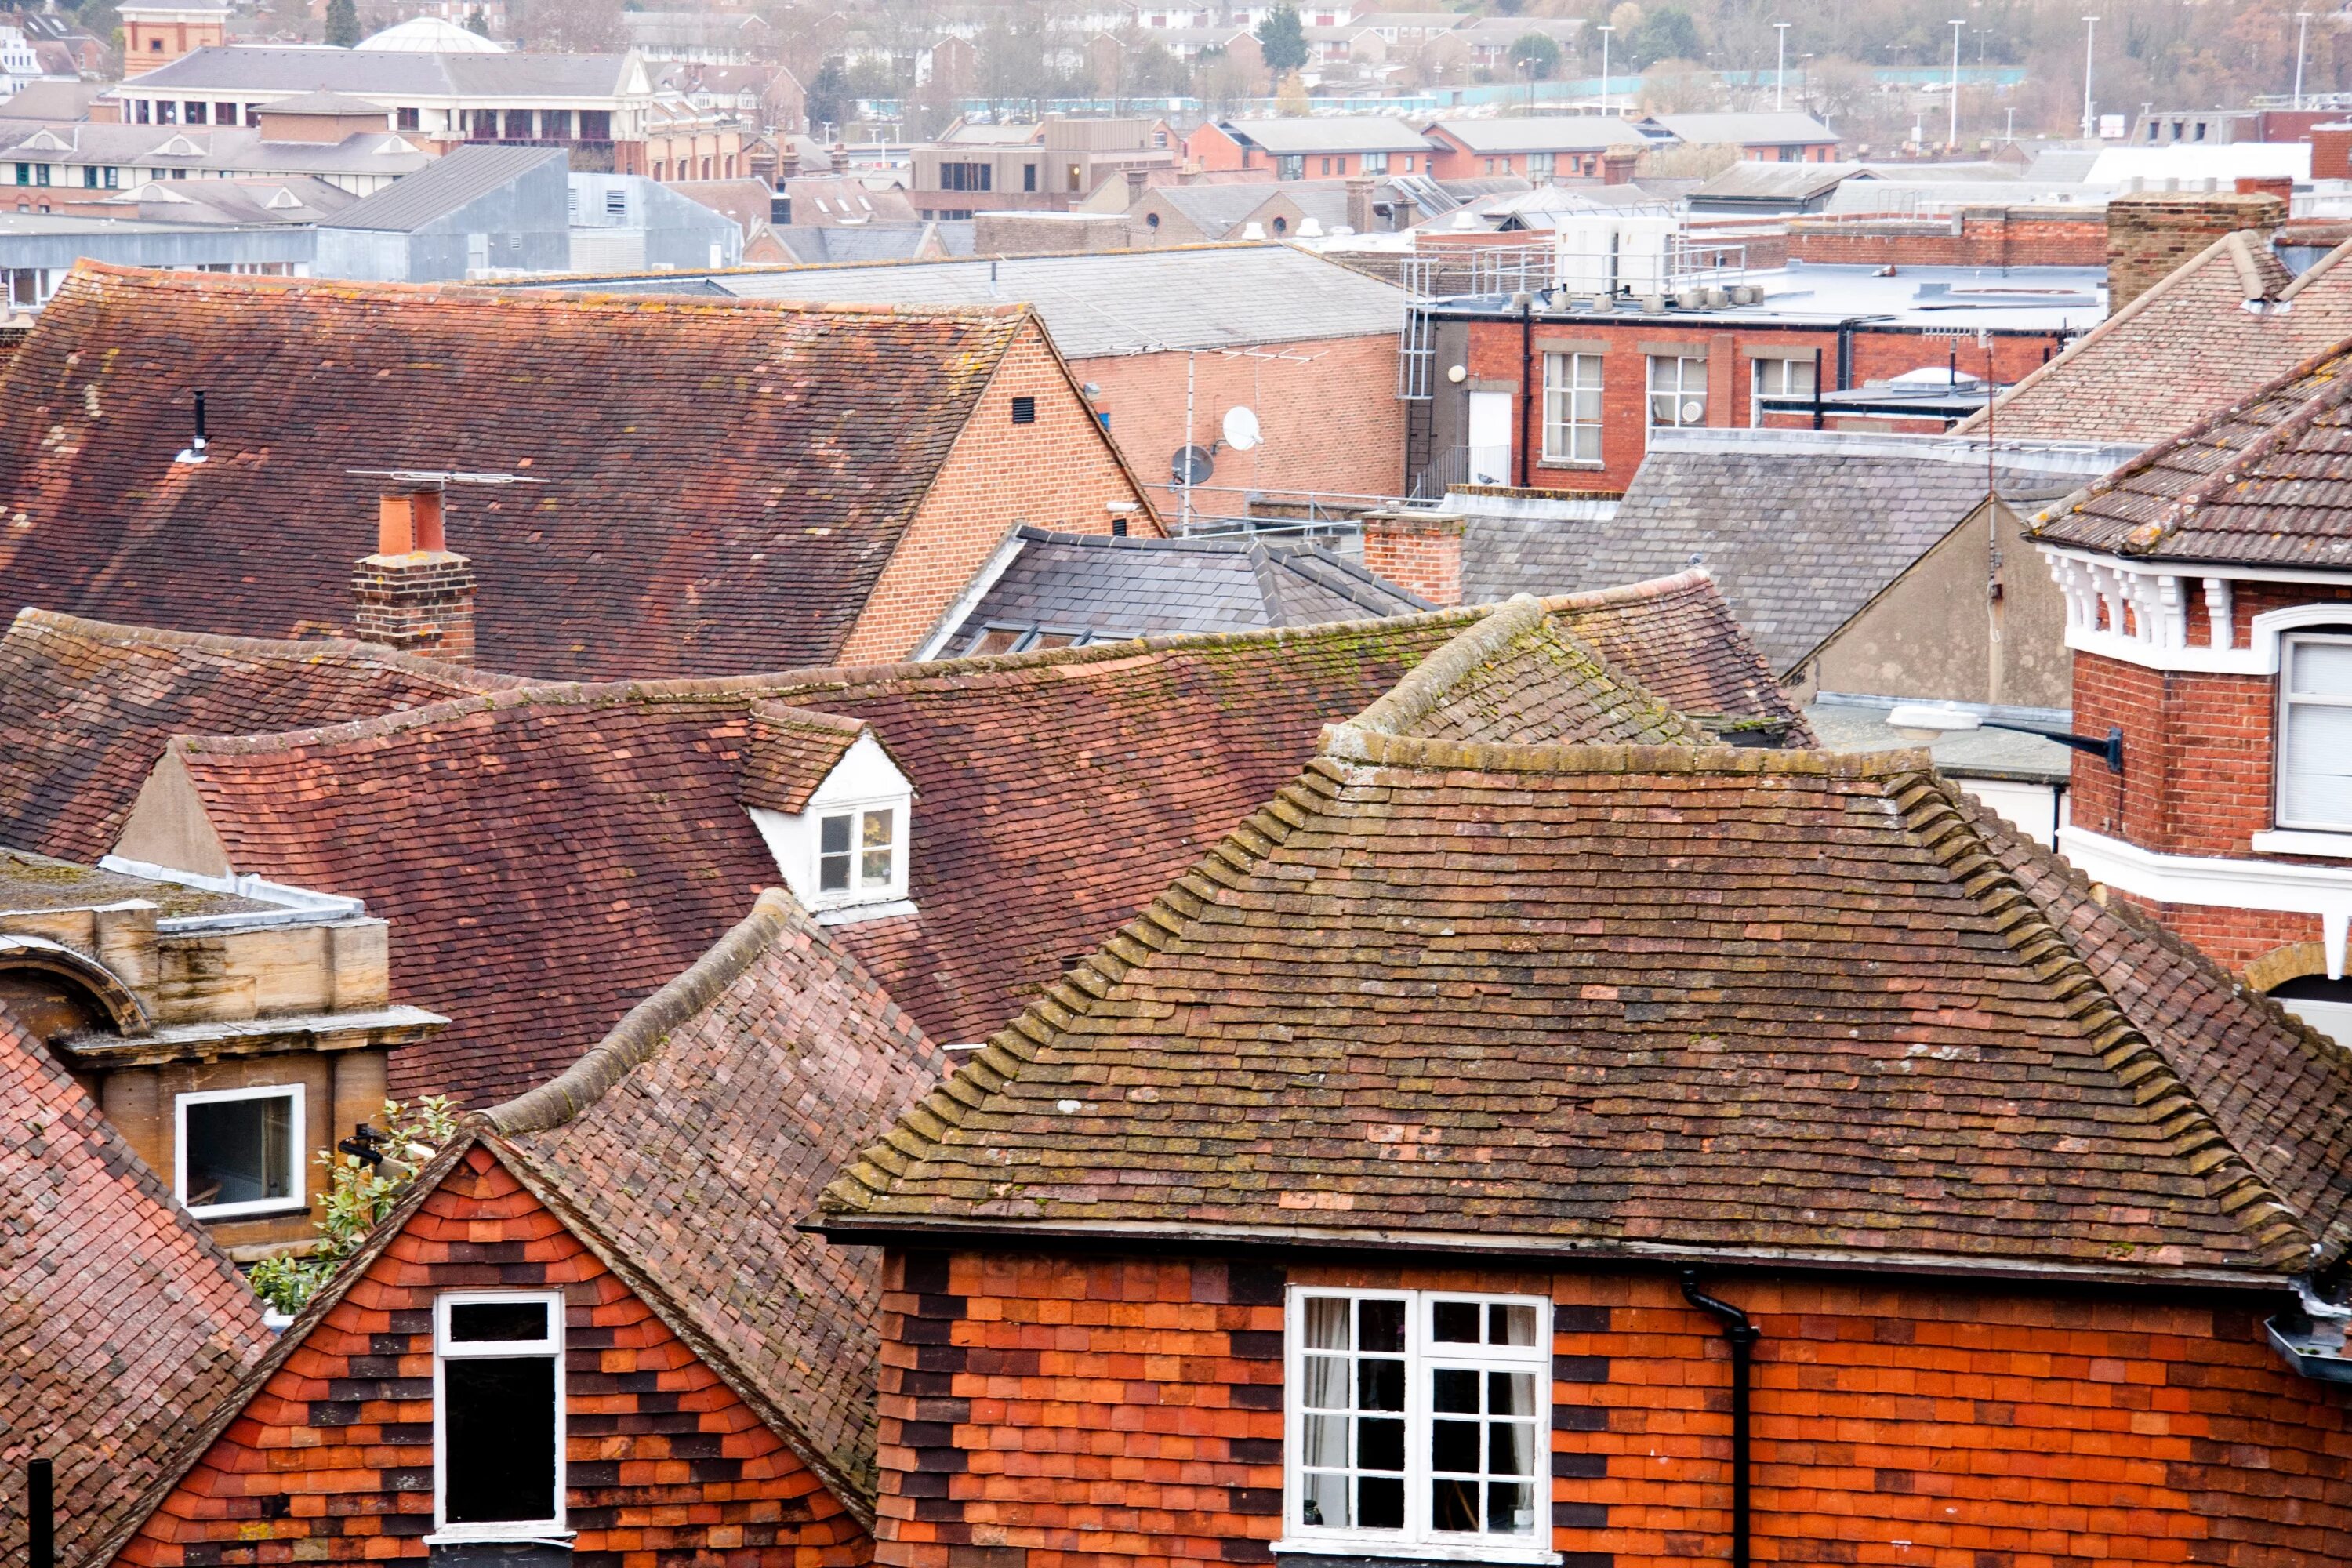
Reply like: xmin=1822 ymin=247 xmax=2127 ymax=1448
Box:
xmin=1788 ymin=207 xmax=2107 ymax=269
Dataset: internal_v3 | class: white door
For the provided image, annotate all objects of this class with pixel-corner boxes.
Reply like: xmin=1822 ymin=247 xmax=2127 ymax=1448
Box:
xmin=1467 ymin=390 xmax=1512 ymax=485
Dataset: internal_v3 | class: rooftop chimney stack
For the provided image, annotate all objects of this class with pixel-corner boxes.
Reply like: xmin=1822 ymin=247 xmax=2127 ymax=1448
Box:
xmin=353 ymin=486 xmax=475 ymax=663
xmin=1345 ymin=176 xmax=1375 ymax=235
xmin=1600 ymin=147 xmax=1639 ymax=187
xmin=1359 ymin=505 xmax=1465 ymax=608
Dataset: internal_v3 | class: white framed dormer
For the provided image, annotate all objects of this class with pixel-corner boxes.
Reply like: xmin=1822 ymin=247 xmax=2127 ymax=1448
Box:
xmin=747 ymin=731 xmax=916 ymax=924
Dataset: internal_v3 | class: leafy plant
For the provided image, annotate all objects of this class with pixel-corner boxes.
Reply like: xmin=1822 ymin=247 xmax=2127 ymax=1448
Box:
xmin=248 ymin=1097 xmax=459 ymax=1316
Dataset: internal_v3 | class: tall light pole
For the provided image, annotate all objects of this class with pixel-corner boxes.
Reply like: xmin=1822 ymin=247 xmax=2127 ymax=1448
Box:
xmin=2296 ymin=11 xmax=2314 ymax=109
xmin=1947 ymin=18 xmax=1963 ymax=150
xmin=2080 ymin=16 xmax=2099 ymax=140
xmin=1597 ymin=24 xmax=1613 ymax=115
xmin=1774 ymin=21 xmax=1791 ymax=111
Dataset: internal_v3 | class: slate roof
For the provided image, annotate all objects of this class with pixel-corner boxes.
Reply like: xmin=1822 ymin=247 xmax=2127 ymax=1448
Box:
xmin=712 ymin=243 xmax=1406 ymax=358
xmin=2030 ymin=340 xmax=2352 ymax=570
xmin=0 ymin=1016 xmax=274 ymax=1568
xmin=117 ymin=45 xmax=631 ymax=98
xmin=1463 ymin=442 xmax=2089 ymax=675
xmin=822 ymin=666 xmax=2347 ymax=1283
xmin=482 ymin=889 xmax=945 ymax=1507
xmin=140 ymin=575 xmax=1800 ymax=1104
xmin=0 ymin=609 xmax=516 ymax=864
xmin=1219 ymin=117 xmax=1432 ymax=154
xmin=321 ymin=141 xmax=562 ymax=232
xmin=0 ymin=265 xmax=1061 ymax=680
xmin=938 ymin=525 xmax=1427 ymax=652
xmin=1962 ymin=230 xmax=2352 ymax=445
xmin=1642 ymin=111 xmax=1839 ymax=146
xmin=1428 ymin=116 xmax=1648 ymax=154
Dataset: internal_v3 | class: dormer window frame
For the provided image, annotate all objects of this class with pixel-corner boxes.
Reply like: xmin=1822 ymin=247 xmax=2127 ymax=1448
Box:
xmin=745 ymin=728 xmax=918 ymax=925
xmin=809 ymin=793 xmax=909 ymax=911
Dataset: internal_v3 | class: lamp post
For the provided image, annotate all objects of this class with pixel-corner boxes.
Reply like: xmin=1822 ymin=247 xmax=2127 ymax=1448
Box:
xmin=1888 ymin=703 xmax=2125 ymax=772
xmin=2080 ymin=16 xmax=2098 ymax=140
xmin=1947 ymin=18 xmax=1963 ymax=150
xmin=1774 ymin=21 xmax=1791 ymax=111
xmin=1597 ymin=24 xmax=1613 ymax=114
xmin=2296 ymin=11 xmax=2314 ymax=109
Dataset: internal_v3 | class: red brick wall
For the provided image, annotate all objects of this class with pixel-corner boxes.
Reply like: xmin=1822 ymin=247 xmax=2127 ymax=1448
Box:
xmin=872 ymin=1249 xmax=2350 ymax=1568
xmin=1468 ymin=319 xmax=2067 ymax=492
xmin=1786 ymin=209 xmax=2107 ymax=268
xmin=1361 ymin=510 xmax=1462 ymax=604
xmin=1077 ymin=334 xmax=1405 ymax=517
xmin=837 ymin=323 xmax=1159 ymax=666
xmin=2107 ymin=192 xmax=2287 ymax=314
xmin=1185 ymin=125 xmax=1250 ymax=172
xmin=2107 ymin=890 xmax=2323 ymax=975
xmin=117 ymin=1145 xmax=869 ymax=1568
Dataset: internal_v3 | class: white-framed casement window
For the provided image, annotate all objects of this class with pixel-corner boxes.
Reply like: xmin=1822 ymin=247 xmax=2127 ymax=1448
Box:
xmin=1541 ymin=352 xmax=1602 ymax=465
xmin=174 ymin=1084 xmax=303 ymax=1219
xmin=815 ymin=800 xmax=906 ymax=903
xmin=431 ymin=1291 xmax=568 ymax=1543
xmin=2278 ymin=633 xmax=2352 ymax=832
xmin=1646 ymin=354 xmax=1706 ymax=428
xmin=1279 ymin=1288 xmax=1554 ymax=1563
xmin=1749 ymin=355 xmax=1816 ymax=425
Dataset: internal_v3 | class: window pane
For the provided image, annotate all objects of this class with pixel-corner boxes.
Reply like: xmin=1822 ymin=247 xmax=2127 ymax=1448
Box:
xmin=2288 ymin=639 xmax=2352 ymax=697
xmin=1431 ymin=1418 xmax=1479 ymax=1472
xmin=1358 ymin=1416 xmax=1405 ymax=1472
xmin=860 ymin=808 xmax=894 ymax=885
xmin=1431 ymin=1476 xmax=1479 ymax=1532
xmin=1432 ymin=1301 xmax=1479 ymax=1342
xmin=1304 ymin=1354 xmax=1348 ymax=1409
xmin=819 ymin=852 xmax=850 ymax=892
xmin=1302 ymin=1470 xmax=1349 ymax=1529
xmin=968 ymin=628 xmax=1023 ymax=655
xmin=2282 ymin=703 xmax=2352 ymax=826
xmin=1304 ymin=1413 xmax=1348 ymax=1468
xmin=1486 ymin=1479 xmax=1535 ymax=1534
xmin=1432 ymin=1367 xmax=1478 ymax=1412
xmin=449 ymin=1301 xmax=550 ymax=1342
xmin=1359 ymin=1298 xmax=1404 ymax=1352
xmin=1489 ymin=1421 xmax=1534 ymax=1475
xmin=442 ymin=1356 xmax=556 ymax=1523
xmin=1358 ymin=1475 xmax=1404 ymax=1530
xmin=1359 ymin=1356 xmax=1405 ymax=1412
xmin=183 ymin=1095 xmax=292 ymax=1208
xmin=1490 ymin=1303 xmax=1538 ymax=1345
xmin=820 ymin=815 xmax=851 ymax=853
xmin=1305 ymin=1295 xmax=1350 ymax=1350
xmin=1489 ymin=1370 xmax=1535 ymax=1417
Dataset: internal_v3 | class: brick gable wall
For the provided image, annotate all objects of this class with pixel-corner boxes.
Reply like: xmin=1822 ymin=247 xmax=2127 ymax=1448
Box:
xmin=837 ymin=324 xmax=1156 ymax=666
xmin=871 ymin=1248 xmax=2352 ymax=1568
xmin=117 ymin=1146 xmax=869 ymax=1568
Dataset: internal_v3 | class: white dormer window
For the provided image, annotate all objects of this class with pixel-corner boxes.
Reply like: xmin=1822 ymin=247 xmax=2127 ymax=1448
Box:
xmin=746 ymin=728 xmax=916 ymax=924
xmin=818 ymin=803 xmax=899 ymax=896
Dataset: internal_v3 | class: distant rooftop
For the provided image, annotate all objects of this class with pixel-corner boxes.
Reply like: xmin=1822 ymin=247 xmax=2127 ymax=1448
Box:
xmin=1432 ymin=260 xmax=2107 ymax=333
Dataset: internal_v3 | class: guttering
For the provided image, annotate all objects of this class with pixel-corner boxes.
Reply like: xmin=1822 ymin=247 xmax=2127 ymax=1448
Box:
xmin=1682 ymin=1271 xmax=1759 ymax=1568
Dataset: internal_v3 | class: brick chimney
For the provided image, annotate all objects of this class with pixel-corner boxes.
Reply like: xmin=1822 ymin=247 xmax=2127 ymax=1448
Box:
xmin=1346 ymin=176 xmax=1375 ymax=234
xmin=1600 ymin=146 xmax=1639 ymax=186
xmin=2105 ymin=188 xmax=2288 ymax=312
xmin=353 ymin=487 xmax=475 ymax=662
xmin=1360 ymin=506 xmax=1464 ymax=608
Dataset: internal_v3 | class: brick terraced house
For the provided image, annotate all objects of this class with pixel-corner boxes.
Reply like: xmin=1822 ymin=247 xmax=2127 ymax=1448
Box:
xmin=818 ymin=597 xmax=2352 ymax=1568
xmin=99 ymin=889 xmax=943 ymax=1568
xmin=0 ymin=264 xmax=1157 ymax=680
xmin=82 ymin=573 xmax=1799 ymax=1105
xmin=2029 ymin=340 xmax=2352 ymax=1045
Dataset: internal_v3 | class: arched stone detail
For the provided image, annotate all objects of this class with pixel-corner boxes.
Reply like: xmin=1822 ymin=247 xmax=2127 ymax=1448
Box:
xmin=0 ymin=936 xmax=150 ymax=1035
xmin=2245 ymin=940 xmax=2330 ymax=995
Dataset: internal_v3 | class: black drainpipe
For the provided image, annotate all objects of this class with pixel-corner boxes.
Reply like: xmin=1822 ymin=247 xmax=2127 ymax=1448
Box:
xmin=1834 ymin=321 xmax=1856 ymax=391
xmin=1682 ymin=1271 xmax=1759 ymax=1568
xmin=30 ymin=1456 xmax=55 ymax=1568
xmin=1517 ymin=291 xmax=1534 ymax=488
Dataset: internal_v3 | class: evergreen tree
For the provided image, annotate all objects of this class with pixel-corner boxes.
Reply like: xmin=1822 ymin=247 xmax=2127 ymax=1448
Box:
xmin=324 ymin=0 xmax=359 ymax=46
xmin=1507 ymin=31 xmax=1561 ymax=80
xmin=1257 ymin=4 xmax=1308 ymax=75
xmin=464 ymin=7 xmax=489 ymax=35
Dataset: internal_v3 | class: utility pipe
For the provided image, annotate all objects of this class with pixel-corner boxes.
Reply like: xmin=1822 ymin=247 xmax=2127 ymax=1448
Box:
xmin=1682 ymin=1271 xmax=1759 ymax=1568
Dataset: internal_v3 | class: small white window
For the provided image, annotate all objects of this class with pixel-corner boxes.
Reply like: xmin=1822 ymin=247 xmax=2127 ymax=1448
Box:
xmin=1750 ymin=355 xmax=1815 ymax=424
xmin=432 ymin=1291 xmax=567 ymax=1541
xmin=1541 ymin=351 xmax=1602 ymax=464
xmin=818 ymin=804 xmax=901 ymax=898
xmin=2278 ymin=633 xmax=2352 ymax=831
xmin=175 ymin=1084 xmax=304 ymax=1218
xmin=1647 ymin=354 xmax=1706 ymax=428
xmin=1282 ymin=1288 xmax=1552 ymax=1561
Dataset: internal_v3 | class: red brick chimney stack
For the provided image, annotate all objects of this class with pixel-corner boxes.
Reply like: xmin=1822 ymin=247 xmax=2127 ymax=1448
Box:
xmin=353 ymin=486 xmax=475 ymax=662
xmin=1360 ymin=506 xmax=1465 ymax=608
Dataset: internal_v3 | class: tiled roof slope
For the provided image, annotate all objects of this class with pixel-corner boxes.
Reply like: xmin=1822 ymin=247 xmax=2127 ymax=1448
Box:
xmin=0 ymin=264 xmax=1036 ymax=679
xmin=484 ymin=889 xmax=946 ymax=1507
xmin=0 ymin=1016 xmax=273 ymax=1568
xmin=0 ymin=608 xmax=516 ymax=862
xmin=822 ymin=733 xmax=2323 ymax=1282
xmin=1960 ymin=230 xmax=2352 ymax=444
xmin=941 ymin=525 xmax=1427 ymax=652
xmin=2030 ymin=342 xmax=2352 ymax=568
xmin=152 ymin=575 xmax=1798 ymax=1102
xmin=1465 ymin=452 xmax=2081 ymax=675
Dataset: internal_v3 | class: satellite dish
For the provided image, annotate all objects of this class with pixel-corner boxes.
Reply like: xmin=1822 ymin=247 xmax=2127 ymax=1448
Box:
xmin=1172 ymin=444 xmax=1216 ymax=485
xmin=1221 ymin=406 xmax=1262 ymax=452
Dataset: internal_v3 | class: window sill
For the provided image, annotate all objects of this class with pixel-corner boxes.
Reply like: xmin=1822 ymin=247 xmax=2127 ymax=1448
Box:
xmin=812 ymin=898 xmax=916 ymax=927
xmin=422 ymin=1531 xmax=575 ymax=1548
xmin=187 ymin=1200 xmax=310 ymax=1222
xmin=1271 ymin=1538 xmax=1559 ymax=1566
xmin=2252 ymin=829 xmax=2352 ymax=860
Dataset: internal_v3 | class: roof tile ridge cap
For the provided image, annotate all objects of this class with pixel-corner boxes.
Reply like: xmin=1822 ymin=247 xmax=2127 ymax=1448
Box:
xmin=85 ymin=1132 xmax=485 ymax=1568
xmin=820 ymin=767 xmax=1341 ymax=1219
xmin=169 ymin=680 xmax=579 ymax=757
xmin=746 ymin=697 xmax=868 ymax=736
xmin=1344 ymin=594 xmax=1551 ymax=736
xmin=3 ymin=606 xmax=527 ymax=686
xmin=1324 ymin=731 xmax=1925 ymax=776
xmin=2223 ymin=229 xmax=2274 ymax=303
xmin=2123 ymin=350 xmax=2352 ymax=544
xmin=1954 ymin=229 xmax=2251 ymax=437
xmin=2275 ymin=231 xmax=2352 ymax=302
xmin=1893 ymin=770 xmax=2313 ymax=1270
xmin=481 ymin=889 xmax=797 ymax=1136
xmin=1534 ymin=566 xmax=1712 ymax=611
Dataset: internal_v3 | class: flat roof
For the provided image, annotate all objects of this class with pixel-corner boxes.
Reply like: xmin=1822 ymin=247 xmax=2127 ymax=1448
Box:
xmin=1432 ymin=261 xmax=2108 ymax=332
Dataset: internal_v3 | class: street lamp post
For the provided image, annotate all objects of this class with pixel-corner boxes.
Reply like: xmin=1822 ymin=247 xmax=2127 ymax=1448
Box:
xmin=2296 ymin=11 xmax=2314 ymax=109
xmin=2080 ymin=16 xmax=2098 ymax=140
xmin=1775 ymin=21 xmax=1791 ymax=111
xmin=1597 ymin=24 xmax=1613 ymax=114
xmin=1948 ymin=18 xmax=1963 ymax=150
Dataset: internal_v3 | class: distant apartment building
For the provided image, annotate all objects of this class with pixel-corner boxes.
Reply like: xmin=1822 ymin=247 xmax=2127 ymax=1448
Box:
xmin=1188 ymin=116 xmax=1436 ymax=178
xmin=910 ymin=115 xmax=1174 ymax=217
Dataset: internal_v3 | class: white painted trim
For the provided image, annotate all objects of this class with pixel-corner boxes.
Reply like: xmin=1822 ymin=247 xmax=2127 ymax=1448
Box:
xmin=432 ymin=1290 xmax=568 ymax=1541
xmin=914 ymin=526 xmax=1030 ymax=661
xmin=173 ymin=1082 xmax=305 ymax=1219
xmin=2056 ymin=824 xmax=2352 ymax=978
xmin=2040 ymin=549 xmax=2352 ymax=673
xmin=2251 ymin=829 xmax=2352 ymax=861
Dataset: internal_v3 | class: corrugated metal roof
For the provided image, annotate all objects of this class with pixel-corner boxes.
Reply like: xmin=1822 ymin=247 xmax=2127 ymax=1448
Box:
xmin=715 ymin=243 xmax=1406 ymax=356
xmin=323 ymin=142 xmax=562 ymax=232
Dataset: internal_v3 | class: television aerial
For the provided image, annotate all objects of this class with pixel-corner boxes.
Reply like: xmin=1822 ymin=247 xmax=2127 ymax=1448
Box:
xmin=1221 ymin=405 xmax=1262 ymax=452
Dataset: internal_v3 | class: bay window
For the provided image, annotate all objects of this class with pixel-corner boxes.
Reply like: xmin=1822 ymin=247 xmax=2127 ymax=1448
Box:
xmin=1283 ymin=1288 xmax=1552 ymax=1560
xmin=2278 ymin=632 xmax=2352 ymax=832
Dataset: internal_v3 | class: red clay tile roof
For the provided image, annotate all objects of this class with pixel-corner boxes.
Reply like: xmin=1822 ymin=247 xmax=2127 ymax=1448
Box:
xmin=2030 ymin=340 xmax=2352 ymax=569
xmin=1962 ymin=230 xmax=2352 ymax=445
xmin=739 ymin=701 xmax=874 ymax=815
xmin=0 ymin=608 xmax=515 ymax=863
xmin=0 ymin=264 xmax=1049 ymax=679
xmin=0 ymin=1015 xmax=274 ymax=1568
xmin=483 ymin=888 xmax=945 ymax=1508
xmin=822 ymin=684 xmax=2336 ymax=1282
xmin=145 ymin=575 xmax=1796 ymax=1106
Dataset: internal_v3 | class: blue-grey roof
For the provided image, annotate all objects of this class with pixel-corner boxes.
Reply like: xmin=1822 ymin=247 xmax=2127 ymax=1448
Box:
xmin=324 ymin=142 xmax=563 ymax=232
xmin=113 ymin=45 xmax=630 ymax=99
xmin=939 ymin=524 xmax=1426 ymax=652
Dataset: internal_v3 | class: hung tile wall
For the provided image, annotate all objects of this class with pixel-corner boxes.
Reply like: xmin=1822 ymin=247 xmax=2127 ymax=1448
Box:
xmin=117 ymin=1146 xmax=869 ymax=1568
xmin=872 ymin=1250 xmax=2352 ymax=1568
